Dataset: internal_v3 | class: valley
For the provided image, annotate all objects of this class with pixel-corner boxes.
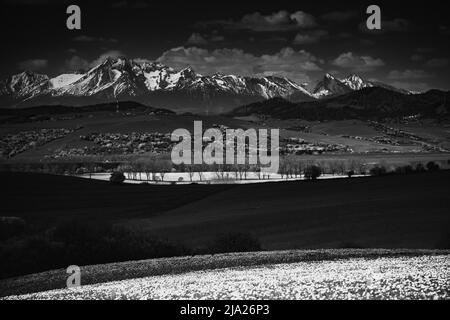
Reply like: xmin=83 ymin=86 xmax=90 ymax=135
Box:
xmin=1 ymin=105 xmax=449 ymax=162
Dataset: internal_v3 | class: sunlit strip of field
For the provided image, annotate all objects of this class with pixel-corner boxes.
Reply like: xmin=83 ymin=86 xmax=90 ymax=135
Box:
xmin=5 ymin=255 xmax=449 ymax=300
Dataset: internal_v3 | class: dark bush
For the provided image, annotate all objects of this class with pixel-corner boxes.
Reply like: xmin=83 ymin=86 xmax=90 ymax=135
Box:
xmin=0 ymin=236 xmax=65 ymax=279
xmin=304 ymin=165 xmax=322 ymax=180
xmin=415 ymin=163 xmax=426 ymax=173
xmin=0 ymin=221 xmax=189 ymax=279
xmin=369 ymin=166 xmax=387 ymax=176
xmin=110 ymin=171 xmax=126 ymax=184
xmin=426 ymin=161 xmax=440 ymax=172
xmin=208 ymin=232 xmax=262 ymax=254
xmin=347 ymin=170 xmax=355 ymax=178
xmin=51 ymin=221 xmax=188 ymax=265
xmin=394 ymin=165 xmax=414 ymax=175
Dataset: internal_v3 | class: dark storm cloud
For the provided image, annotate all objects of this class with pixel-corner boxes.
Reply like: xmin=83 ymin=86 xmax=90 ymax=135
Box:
xmin=111 ymin=0 xmax=150 ymax=8
xmin=411 ymin=54 xmax=424 ymax=62
xmin=388 ymin=81 xmax=431 ymax=93
xmin=425 ymin=58 xmax=449 ymax=68
xmin=331 ymin=52 xmax=385 ymax=72
xmin=359 ymin=18 xmax=411 ymax=34
xmin=186 ymin=33 xmax=208 ymax=45
xmin=0 ymin=0 xmax=449 ymax=91
xmin=64 ymin=56 xmax=89 ymax=71
xmin=18 ymin=59 xmax=48 ymax=71
xmin=293 ymin=30 xmax=328 ymax=44
xmin=197 ymin=10 xmax=318 ymax=32
xmin=73 ymin=35 xmax=118 ymax=43
xmin=416 ymin=48 xmax=435 ymax=53
xmin=185 ymin=33 xmax=225 ymax=45
xmin=157 ymin=47 xmax=323 ymax=83
xmin=321 ymin=10 xmax=358 ymax=22
xmin=387 ymin=69 xmax=431 ymax=80
xmin=65 ymin=50 xmax=125 ymax=71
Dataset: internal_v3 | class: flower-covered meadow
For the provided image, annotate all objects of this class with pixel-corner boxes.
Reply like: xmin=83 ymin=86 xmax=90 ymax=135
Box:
xmin=5 ymin=255 xmax=449 ymax=300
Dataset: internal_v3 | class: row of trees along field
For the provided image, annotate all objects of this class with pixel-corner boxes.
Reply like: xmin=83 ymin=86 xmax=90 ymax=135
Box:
xmin=0 ymin=157 xmax=446 ymax=183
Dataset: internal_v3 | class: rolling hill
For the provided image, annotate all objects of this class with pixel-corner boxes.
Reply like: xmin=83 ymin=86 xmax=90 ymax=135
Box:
xmin=2 ymin=171 xmax=448 ymax=250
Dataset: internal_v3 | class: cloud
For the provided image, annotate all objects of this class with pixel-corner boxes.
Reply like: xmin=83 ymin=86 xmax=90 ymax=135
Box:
xmin=64 ymin=56 xmax=90 ymax=71
xmin=186 ymin=32 xmax=225 ymax=45
xmin=360 ymin=39 xmax=375 ymax=46
xmin=73 ymin=35 xmax=118 ymax=43
xmin=132 ymin=58 xmax=152 ymax=64
xmin=293 ymin=30 xmax=328 ymax=44
xmin=425 ymin=58 xmax=449 ymax=67
xmin=389 ymin=81 xmax=431 ymax=93
xmin=321 ymin=10 xmax=358 ymax=22
xmin=416 ymin=48 xmax=435 ymax=53
xmin=381 ymin=19 xmax=411 ymax=32
xmin=18 ymin=59 xmax=48 ymax=71
xmin=211 ymin=35 xmax=225 ymax=42
xmin=263 ymin=36 xmax=288 ymax=43
xmin=360 ymin=18 xmax=411 ymax=34
xmin=89 ymin=50 xmax=125 ymax=67
xmin=411 ymin=54 xmax=423 ymax=62
xmin=289 ymin=11 xmax=317 ymax=29
xmin=73 ymin=35 xmax=96 ymax=42
xmin=64 ymin=50 xmax=125 ymax=72
xmin=198 ymin=10 xmax=317 ymax=32
xmin=387 ymin=69 xmax=431 ymax=80
xmin=338 ymin=32 xmax=353 ymax=39
xmin=331 ymin=52 xmax=385 ymax=71
xmin=186 ymin=33 xmax=208 ymax=45
xmin=157 ymin=46 xmax=323 ymax=83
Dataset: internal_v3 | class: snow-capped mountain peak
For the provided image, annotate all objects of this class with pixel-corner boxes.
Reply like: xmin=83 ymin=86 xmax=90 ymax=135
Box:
xmin=341 ymin=74 xmax=373 ymax=91
xmin=0 ymin=57 xmax=315 ymax=113
xmin=313 ymin=73 xmax=392 ymax=98
xmin=313 ymin=73 xmax=351 ymax=98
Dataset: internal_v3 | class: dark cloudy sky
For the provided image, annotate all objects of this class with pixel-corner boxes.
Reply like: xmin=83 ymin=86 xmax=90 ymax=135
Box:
xmin=0 ymin=0 xmax=449 ymax=92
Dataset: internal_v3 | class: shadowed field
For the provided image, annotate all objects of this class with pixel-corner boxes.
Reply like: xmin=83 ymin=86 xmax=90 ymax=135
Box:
xmin=1 ymin=170 xmax=449 ymax=249
xmin=126 ymin=171 xmax=450 ymax=250
xmin=0 ymin=172 xmax=231 ymax=225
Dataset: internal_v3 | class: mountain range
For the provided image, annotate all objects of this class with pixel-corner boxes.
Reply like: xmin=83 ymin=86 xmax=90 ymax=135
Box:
xmin=312 ymin=73 xmax=411 ymax=98
xmin=0 ymin=57 xmax=419 ymax=114
xmin=230 ymin=87 xmax=449 ymax=120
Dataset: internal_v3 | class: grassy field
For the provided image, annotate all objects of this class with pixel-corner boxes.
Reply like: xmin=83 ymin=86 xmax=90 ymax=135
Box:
xmin=125 ymin=171 xmax=450 ymax=250
xmin=1 ymin=171 xmax=449 ymax=248
xmin=0 ymin=170 xmax=449 ymax=297
xmin=2 ymin=110 xmax=450 ymax=159
xmin=0 ymin=172 xmax=231 ymax=225
xmin=1 ymin=249 xmax=448 ymax=298
xmin=10 ymin=255 xmax=448 ymax=300
xmin=1 ymin=113 xmax=250 ymax=160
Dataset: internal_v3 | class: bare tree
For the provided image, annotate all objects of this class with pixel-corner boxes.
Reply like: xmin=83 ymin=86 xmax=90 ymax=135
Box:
xmin=195 ymin=164 xmax=206 ymax=182
xmin=336 ymin=161 xmax=346 ymax=175
xmin=187 ymin=165 xmax=195 ymax=182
